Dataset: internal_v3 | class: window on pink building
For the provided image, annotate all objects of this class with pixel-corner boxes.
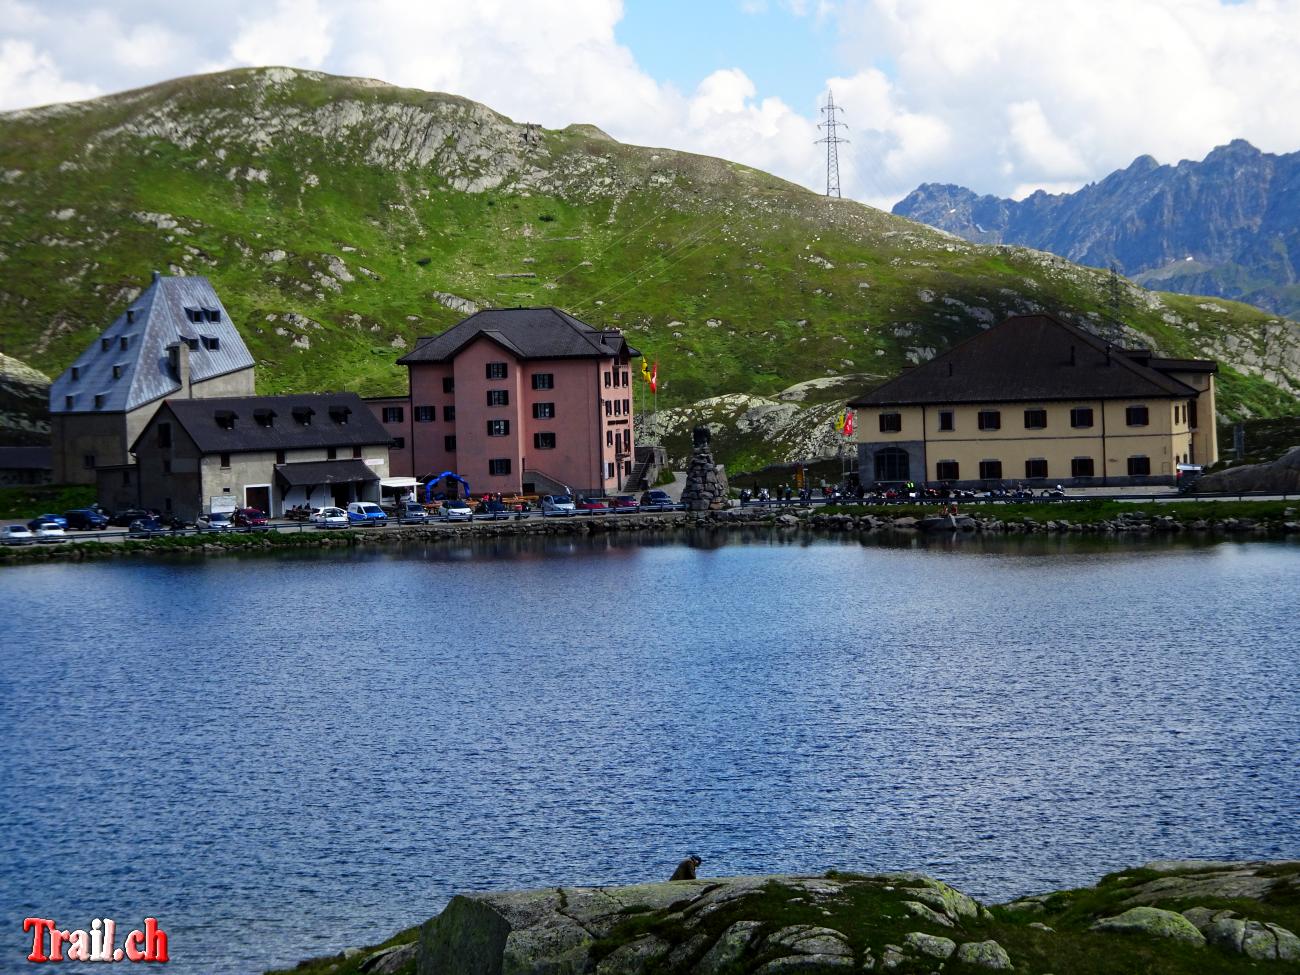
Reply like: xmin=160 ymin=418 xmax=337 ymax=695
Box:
xmin=486 ymin=362 xmax=508 ymax=379
xmin=487 ymin=419 xmax=510 ymax=436
xmin=442 ymin=377 xmax=455 ymax=393
xmin=487 ymin=390 xmax=509 ymax=407
xmin=414 ymin=405 xmax=435 ymax=422
xmin=532 ymin=402 xmax=555 ymax=419
xmin=489 ymin=458 xmax=511 ymax=476
xmin=534 ymin=432 xmax=556 ymax=449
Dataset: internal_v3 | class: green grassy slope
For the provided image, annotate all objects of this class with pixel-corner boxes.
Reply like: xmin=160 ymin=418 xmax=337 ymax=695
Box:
xmin=2 ymin=67 xmax=1297 ymax=464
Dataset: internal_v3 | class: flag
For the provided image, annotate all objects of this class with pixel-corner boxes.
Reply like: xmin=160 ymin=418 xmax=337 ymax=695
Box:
xmin=650 ymin=361 xmax=658 ymax=393
xmin=843 ymin=410 xmax=855 ymax=436
xmin=834 ymin=410 xmax=847 ymax=434
xmin=640 ymin=357 xmax=651 ymax=383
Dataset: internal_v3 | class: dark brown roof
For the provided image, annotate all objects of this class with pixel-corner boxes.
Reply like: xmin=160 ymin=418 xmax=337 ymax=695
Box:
xmin=135 ymin=393 xmax=391 ymax=454
xmin=398 ymin=307 xmax=638 ymax=363
xmin=849 ymin=314 xmax=1203 ymax=407
xmin=274 ymin=459 xmax=379 ymax=487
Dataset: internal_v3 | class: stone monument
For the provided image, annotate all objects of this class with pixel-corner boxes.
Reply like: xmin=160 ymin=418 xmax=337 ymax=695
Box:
xmin=679 ymin=424 xmax=729 ymax=511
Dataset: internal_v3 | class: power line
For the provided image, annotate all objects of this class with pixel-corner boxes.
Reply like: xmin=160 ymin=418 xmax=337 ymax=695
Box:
xmin=816 ymin=90 xmax=848 ymax=198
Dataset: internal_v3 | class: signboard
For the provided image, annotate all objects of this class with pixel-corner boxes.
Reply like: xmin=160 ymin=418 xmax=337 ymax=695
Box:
xmin=209 ymin=495 xmax=238 ymax=514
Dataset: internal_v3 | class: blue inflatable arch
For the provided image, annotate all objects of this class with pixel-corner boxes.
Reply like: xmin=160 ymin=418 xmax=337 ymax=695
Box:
xmin=423 ymin=471 xmax=471 ymax=502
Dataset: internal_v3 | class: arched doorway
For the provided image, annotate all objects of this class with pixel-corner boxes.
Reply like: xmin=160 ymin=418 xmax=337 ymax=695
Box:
xmin=874 ymin=447 xmax=910 ymax=483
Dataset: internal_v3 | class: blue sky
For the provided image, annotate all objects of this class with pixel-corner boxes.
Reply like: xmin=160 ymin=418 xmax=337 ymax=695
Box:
xmin=2 ymin=0 xmax=1298 ymax=207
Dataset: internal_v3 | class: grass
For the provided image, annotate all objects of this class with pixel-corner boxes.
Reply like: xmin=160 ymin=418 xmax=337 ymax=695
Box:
xmin=262 ymin=924 xmax=419 ymax=975
xmin=0 ymin=484 xmax=96 ymax=520
xmin=1 ymin=66 xmax=1297 ymax=471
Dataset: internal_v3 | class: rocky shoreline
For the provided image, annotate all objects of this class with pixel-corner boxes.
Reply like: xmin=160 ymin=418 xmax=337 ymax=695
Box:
xmin=269 ymin=859 xmax=1300 ymax=974
xmin=2 ymin=502 xmax=1298 ymax=565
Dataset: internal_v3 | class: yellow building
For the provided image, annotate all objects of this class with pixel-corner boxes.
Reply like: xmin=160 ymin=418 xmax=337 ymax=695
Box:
xmin=849 ymin=314 xmax=1218 ymax=487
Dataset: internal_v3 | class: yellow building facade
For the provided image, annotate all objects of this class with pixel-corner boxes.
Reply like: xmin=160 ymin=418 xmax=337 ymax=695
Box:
xmin=849 ymin=315 xmax=1218 ymax=487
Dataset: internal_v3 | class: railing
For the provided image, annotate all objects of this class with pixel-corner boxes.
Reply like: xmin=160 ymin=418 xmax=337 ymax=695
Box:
xmin=740 ymin=490 xmax=1295 ymax=508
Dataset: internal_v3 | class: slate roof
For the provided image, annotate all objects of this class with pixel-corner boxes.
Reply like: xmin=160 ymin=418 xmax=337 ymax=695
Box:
xmin=398 ymin=307 xmax=639 ymax=363
xmin=141 ymin=393 xmax=391 ymax=455
xmin=50 ymin=272 xmax=254 ymax=414
xmin=274 ymin=459 xmax=379 ymax=487
xmin=849 ymin=314 xmax=1203 ymax=407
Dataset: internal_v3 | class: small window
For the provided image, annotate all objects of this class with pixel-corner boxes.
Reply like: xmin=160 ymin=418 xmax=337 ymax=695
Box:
xmin=604 ymin=371 xmax=612 ymax=387
xmin=1071 ymin=457 xmax=1095 ymax=478
xmin=158 ymin=423 xmax=172 ymax=448
xmin=623 ymin=398 xmax=630 ymax=414
xmin=219 ymin=452 xmax=231 ymax=469
xmin=979 ymin=459 xmax=1003 ymax=479
xmin=443 ymin=405 xmax=456 ymax=422
xmin=1070 ymin=407 xmax=1094 ymax=429
xmin=101 ymin=337 xmax=112 ymax=351
xmin=203 ymin=335 xmax=220 ymax=351
xmin=935 ymin=460 xmax=959 ymax=480
xmin=254 ymin=409 xmax=276 ymax=427
xmin=93 ymin=394 xmax=105 ymax=409
xmin=391 ymin=436 xmax=405 ymax=449
xmin=1187 ymin=401 xmax=1198 ymax=429
xmin=486 ymin=362 xmax=508 ymax=380
xmin=352 ymin=446 xmax=362 ymax=459
xmin=326 ymin=447 xmax=337 ymax=460
xmin=613 ymin=399 xmax=622 ymax=416
xmin=532 ymin=373 xmax=554 ymax=390
xmin=534 ymin=432 xmax=556 ymax=449
xmin=489 ymin=458 xmax=511 ymax=476
xmin=205 ymin=309 xmax=221 ymax=323
xmin=532 ymin=402 xmax=555 ymax=419
xmin=119 ymin=336 xmax=130 ymax=351
xmin=487 ymin=419 xmax=510 ymax=436
xmin=1126 ymin=405 xmax=1149 ymax=427
xmin=1025 ymin=458 xmax=1048 ymax=478
xmin=121 ymin=470 xmax=131 ymax=487
xmin=1127 ymin=455 xmax=1151 ymax=476
xmin=623 ymin=429 xmax=631 ymax=451
xmin=444 ymin=435 xmax=457 ymax=452
xmin=487 ymin=390 xmax=509 ymax=407
xmin=604 ymin=400 xmax=612 ymax=417
xmin=1023 ymin=409 xmax=1047 ymax=429
xmin=328 ymin=406 xmax=351 ymax=425
xmin=125 ymin=309 xmax=135 ymax=325
xmin=70 ymin=366 xmax=80 ymax=381
xmin=607 ymin=430 xmax=614 ymax=447
xmin=414 ymin=405 xmax=436 ymax=422
xmin=978 ymin=410 xmax=1001 ymax=431
xmin=215 ymin=410 xmax=236 ymax=430
xmin=64 ymin=395 xmax=75 ymax=409
xmin=442 ymin=376 xmax=455 ymax=393
xmin=382 ymin=406 xmax=404 ymax=424
xmin=622 ymin=370 xmax=630 ymax=386
xmin=879 ymin=412 xmax=902 ymax=433
xmin=292 ymin=407 xmax=314 ymax=425
xmin=83 ymin=454 xmax=96 ymax=470
xmin=606 ymin=462 xmax=615 ymax=479
xmin=186 ymin=337 xmax=199 ymax=350
xmin=275 ymin=450 xmax=285 ymax=464
xmin=938 ymin=410 xmax=954 ymax=432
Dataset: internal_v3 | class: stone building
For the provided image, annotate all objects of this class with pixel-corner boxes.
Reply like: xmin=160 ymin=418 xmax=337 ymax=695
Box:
xmin=849 ymin=314 xmax=1218 ymax=488
xmin=48 ymin=271 xmax=255 ymax=484
xmin=369 ymin=307 xmax=641 ymax=498
xmin=108 ymin=393 xmax=391 ymax=521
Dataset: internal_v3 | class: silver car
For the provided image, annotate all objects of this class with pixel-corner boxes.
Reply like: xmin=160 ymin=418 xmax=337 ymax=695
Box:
xmin=2 ymin=524 xmax=35 ymax=545
xmin=441 ymin=500 xmax=473 ymax=522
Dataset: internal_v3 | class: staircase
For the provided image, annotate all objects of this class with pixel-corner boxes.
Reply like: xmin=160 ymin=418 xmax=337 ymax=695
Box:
xmin=625 ymin=456 xmax=652 ymax=492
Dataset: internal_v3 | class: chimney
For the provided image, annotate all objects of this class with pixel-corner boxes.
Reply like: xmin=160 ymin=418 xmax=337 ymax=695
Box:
xmin=1070 ymin=345 xmax=1076 ymax=366
xmin=151 ymin=269 xmax=162 ymax=284
xmin=1105 ymin=343 xmax=1112 ymax=366
xmin=168 ymin=341 xmax=192 ymax=394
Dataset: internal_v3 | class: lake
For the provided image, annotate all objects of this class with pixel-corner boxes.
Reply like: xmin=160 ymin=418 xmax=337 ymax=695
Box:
xmin=1 ymin=532 xmax=1297 ymax=973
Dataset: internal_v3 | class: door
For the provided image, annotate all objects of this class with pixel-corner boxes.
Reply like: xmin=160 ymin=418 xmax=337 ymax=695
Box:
xmin=874 ymin=447 xmax=910 ymax=483
xmin=245 ymin=484 xmax=271 ymax=515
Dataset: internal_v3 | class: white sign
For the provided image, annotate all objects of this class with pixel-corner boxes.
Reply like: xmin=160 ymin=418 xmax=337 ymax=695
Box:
xmin=209 ymin=495 xmax=238 ymax=514
xmin=366 ymin=458 xmax=387 ymax=468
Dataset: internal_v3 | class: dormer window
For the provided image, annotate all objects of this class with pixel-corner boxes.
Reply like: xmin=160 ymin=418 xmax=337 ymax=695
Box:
xmin=112 ymin=364 xmax=123 ymax=380
xmin=201 ymin=335 xmax=220 ymax=351
xmin=119 ymin=335 xmax=130 ymax=351
xmin=328 ymin=405 xmax=352 ymax=425
xmin=65 ymin=394 xmax=75 ymax=409
xmin=70 ymin=366 xmax=80 ymax=381
xmin=254 ymin=408 xmax=276 ymax=428
xmin=215 ymin=409 xmax=237 ymax=430
xmin=126 ymin=309 xmax=136 ymax=324
xmin=101 ymin=337 xmax=112 ymax=351
xmin=292 ymin=406 xmax=315 ymax=426
xmin=93 ymin=394 xmax=105 ymax=409
xmin=204 ymin=308 xmax=221 ymax=323
xmin=185 ymin=337 xmax=199 ymax=350
xmin=184 ymin=307 xmax=202 ymax=324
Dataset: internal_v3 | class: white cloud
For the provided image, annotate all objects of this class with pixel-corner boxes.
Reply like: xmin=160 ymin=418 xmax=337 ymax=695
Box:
xmin=230 ymin=0 xmax=334 ymax=69
xmin=0 ymin=39 xmax=100 ymax=110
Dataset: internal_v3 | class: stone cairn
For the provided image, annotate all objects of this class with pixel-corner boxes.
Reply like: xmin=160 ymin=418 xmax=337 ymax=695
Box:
xmin=679 ymin=424 xmax=730 ymax=511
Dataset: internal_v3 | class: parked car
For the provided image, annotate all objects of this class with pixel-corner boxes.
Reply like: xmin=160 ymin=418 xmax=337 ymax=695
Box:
xmin=29 ymin=521 xmax=67 ymax=543
xmin=639 ymin=489 xmax=674 ymax=511
xmin=540 ymin=494 xmax=577 ymax=516
xmin=441 ymin=499 xmax=474 ymax=522
xmin=109 ymin=507 xmax=152 ymax=527
xmin=64 ymin=508 xmax=109 ymax=530
xmin=233 ymin=507 xmax=271 ymax=530
xmin=2 ymin=524 xmax=35 ymax=545
xmin=197 ymin=511 xmax=236 ymax=532
xmin=312 ymin=506 xmax=350 ymax=529
xmin=29 ymin=512 xmax=68 ymax=529
xmin=398 ymin=501 xmax=429 ymax=524
xmin=577 ymin=497 xmax=609 ymax=511
xmin=611 ymin=495 xmax=640 ymax=512
xmin=474 ymin=499 xmax=510 ymax=520
xmin=127 ymin=517 xmax=169 ymax=538
xmin=346 ymin=501 xmax=389 ymax=526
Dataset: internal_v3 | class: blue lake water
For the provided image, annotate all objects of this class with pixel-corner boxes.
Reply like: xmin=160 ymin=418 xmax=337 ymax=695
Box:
xmin=1 ymin=533 xmax=1298 ymax=974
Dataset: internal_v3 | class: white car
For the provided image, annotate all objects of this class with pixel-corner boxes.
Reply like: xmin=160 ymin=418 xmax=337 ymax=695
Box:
xmin=2 ymin=524 xmax=35 ymax=545
xmin=346 ymin=501 xmax=388 ymax=526
xmin=30 ymin=523 xmax=67 ymax=543
xmin=198 ymin=511 xmax=236 ymax=532
xmin=540 ymin=494 xmax=577 ymax=516
xmin=312 ymin=506 xmax=350 ymax=529
xmin=440 ymin=500 xmax=473 ymax=522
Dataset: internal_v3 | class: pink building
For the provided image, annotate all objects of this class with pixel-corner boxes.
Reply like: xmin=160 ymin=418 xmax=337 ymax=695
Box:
xmin=370 ymin=307 xmax=639 ymax=498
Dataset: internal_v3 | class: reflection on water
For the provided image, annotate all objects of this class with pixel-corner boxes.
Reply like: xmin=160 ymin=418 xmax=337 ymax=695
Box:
xmin=1 ymin=534 xmax=1296 ymax=975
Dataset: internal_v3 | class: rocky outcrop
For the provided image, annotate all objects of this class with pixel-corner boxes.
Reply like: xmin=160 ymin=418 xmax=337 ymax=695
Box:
xmin=1090 ymin=907 xmax=1206 ymax=945
xmin=1195 ymin=445 xmax=1300 ymax=495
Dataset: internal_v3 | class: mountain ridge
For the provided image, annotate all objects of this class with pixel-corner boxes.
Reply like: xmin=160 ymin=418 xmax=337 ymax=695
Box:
xmin=1 ymin=67 xmax=1298 ymax=464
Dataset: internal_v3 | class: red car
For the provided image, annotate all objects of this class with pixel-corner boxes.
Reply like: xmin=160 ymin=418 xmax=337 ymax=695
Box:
xmin=232 ymin=507 xmax=270 ymax=530
xmin=577 ymin=497 xmax=609 ymax=511
xmin=610 ymin=495 xmax=640 ymax=511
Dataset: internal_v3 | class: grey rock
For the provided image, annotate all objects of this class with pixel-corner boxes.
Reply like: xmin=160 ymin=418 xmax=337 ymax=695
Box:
xmin=765 ymin=925 xmax=852 ymax=957
xmin=1028 ymin=922 xmax=1055 ymax=932
xmin=878 ymin=945 xmax=907 ymax=970
xmin=902 ymin=900 xmax=953 ymax=927
xmin=360 ymin=942 xmax=418 ymax=974
xmin=692 ymin=921 xmax=761 ymax=974
xmin=754 ymin=954 xmax=853 ymax=972
xmin=1090 ymin=906 xmax=1206 ymax=945
xmin=899 ymin=880 xmax=981 ymax=922
xmin=954 ymin=940 xmax=1013 ymax=969
xmin=903 ymin=931 xmax=956 ymax=958
xmin=596 ymin=934 xmax=670 ymax=973
xmin=1204 ymin=916 xmax=1300 ymax=960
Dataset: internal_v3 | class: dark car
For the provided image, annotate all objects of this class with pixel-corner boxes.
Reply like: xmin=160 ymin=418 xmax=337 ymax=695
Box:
xmin=110 ymin=508 xmax=151 ymax=527
xmin=639 ymin=489 xmax=674 ymax=510
xmin=473 ymin=499 xmax=510 ymax=520
xmin=233 ymin=507 xmax=271 ymax=530
xmin=127 ymin=517 xmax=169 ymax=537
xmin=398 ymin=501 xmax=429 ymax=524
xmin=29 ymin=512 xmax=68 ymax=528
xmin=64 ymin=508 xmax=109 ymax=530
